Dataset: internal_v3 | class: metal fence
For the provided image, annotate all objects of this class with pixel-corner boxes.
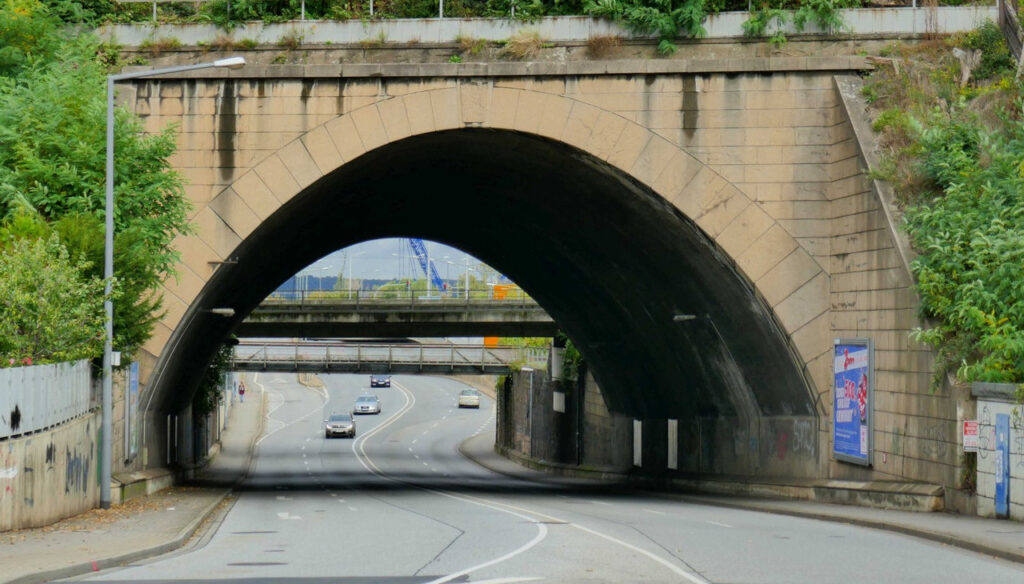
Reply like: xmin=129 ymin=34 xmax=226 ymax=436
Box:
xmin=999 ymin=0 xmax=1023 ymax=60
xmin=232 ymin=341 xmax=548 ymax=373
xmin=264 ymin=287 xmax=538 ymax=310
xmin=0 ymin=360 xmax=93 ymax=439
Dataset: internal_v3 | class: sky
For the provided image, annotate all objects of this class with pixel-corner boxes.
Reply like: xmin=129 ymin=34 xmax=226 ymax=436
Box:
xmin=295 ymin=238 xmax=495 ymax=283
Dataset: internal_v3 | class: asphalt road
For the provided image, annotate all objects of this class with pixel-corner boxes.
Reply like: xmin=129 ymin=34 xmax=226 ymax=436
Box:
xmin=70 ymin=374 xmax=1024 ymax=583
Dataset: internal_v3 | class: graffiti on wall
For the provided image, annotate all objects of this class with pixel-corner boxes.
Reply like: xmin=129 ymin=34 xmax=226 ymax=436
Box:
xmin=792 ymin=420 xmax=815 ymax=455
xmin=1 ymin=445 xmax=16 ymax=501
xmin=22 ymin=452 xmax=34 ymax=507
xmin=980 ymin=406 xmax=993 ymax=460
xmin=64 ymin=445 xmax=92 ymax=495
xmin=920 ymin=423 xmax=949 ymax=459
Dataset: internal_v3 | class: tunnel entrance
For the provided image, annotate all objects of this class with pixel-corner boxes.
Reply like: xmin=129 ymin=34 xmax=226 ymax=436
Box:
xmin=154 ymin=129 xmax=817 ymax=443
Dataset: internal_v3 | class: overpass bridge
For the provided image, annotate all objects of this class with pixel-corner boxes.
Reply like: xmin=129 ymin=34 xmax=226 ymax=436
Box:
xmin=99 ymin=11 xmax=991 ymax=495
xmin=231 ymin=340 xmax=548 ymax=374
xmin=239 ymin=289 xmax=556 ymax=337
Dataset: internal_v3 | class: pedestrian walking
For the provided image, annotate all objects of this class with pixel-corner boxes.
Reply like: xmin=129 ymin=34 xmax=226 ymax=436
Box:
xmin=239 ymin=382 xmax=246 ymax=403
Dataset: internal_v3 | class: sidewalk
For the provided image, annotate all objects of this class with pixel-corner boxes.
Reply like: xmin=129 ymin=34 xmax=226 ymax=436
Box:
xmin=0 ymin=389 xmax=265 ymax=584
xmin=459 ymin=432 xmax=1024 ymax=565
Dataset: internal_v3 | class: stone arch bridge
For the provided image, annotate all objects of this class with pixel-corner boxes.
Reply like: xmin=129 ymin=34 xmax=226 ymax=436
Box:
xmin=118 ymin=52 xmax=957 ymax=494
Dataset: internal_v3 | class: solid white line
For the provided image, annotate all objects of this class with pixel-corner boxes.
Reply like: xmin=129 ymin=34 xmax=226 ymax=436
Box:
xmin=469 ymin=579 xmax=542 ymax=584
xmin=255 ymin=381 xmax=329 ymax=447
xmin=451 ymin=495 xmax=708 ymax=583
xmin=350 ymin=382 xmax=549 ymax=584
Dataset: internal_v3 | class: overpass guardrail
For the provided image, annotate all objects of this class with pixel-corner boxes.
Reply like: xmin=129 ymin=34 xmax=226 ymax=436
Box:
xmin=263 ymin=288 xmax=539 ymax=311
xmin=232 ymin=340 xmax=548 ymax=374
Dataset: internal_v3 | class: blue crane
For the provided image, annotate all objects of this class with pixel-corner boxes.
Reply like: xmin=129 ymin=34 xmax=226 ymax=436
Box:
xmin=407 ymin=238 xmax=446 ymax=295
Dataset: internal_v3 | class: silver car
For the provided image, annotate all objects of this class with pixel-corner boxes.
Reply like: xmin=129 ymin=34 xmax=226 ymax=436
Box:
xmin=353 ymin=395 xmax=382 ymax=415
xmin=457 ymin=389 xmax=481 ymax=409
xmin=324 ymin=413 xmax=356 ymax=438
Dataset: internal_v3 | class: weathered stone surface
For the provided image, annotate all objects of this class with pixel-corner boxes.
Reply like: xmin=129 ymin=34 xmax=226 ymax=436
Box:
xmin=126 ymin=65 xmax=947 ymax=492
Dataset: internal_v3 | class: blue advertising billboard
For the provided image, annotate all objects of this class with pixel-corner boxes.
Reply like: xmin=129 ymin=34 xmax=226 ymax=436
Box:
xmin=833 ymin=339 xmax=873 ymax=465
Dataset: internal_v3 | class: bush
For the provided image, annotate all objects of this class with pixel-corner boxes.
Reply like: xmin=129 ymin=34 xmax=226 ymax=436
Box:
xmin=0 ymin=230 xmax=106 ymax=366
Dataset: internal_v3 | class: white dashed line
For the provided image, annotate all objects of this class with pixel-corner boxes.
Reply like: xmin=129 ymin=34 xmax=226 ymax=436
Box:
xmin=706 ymin=521 xmax=733 ymax=528
xmin=643 ymin=509 xmax=666 ymax=516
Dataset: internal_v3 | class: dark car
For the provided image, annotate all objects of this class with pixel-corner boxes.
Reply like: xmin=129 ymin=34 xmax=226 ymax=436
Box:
xmin=353 ymin=395 xmax=382 ymax=415
xmin=324 ymin=413 xmax=356 ymax=438
xmin=370 ymin=374 xmax=391 ymax=388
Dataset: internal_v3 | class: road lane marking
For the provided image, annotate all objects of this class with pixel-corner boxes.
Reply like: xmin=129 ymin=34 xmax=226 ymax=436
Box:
xmin=589 ymin=500 xmax=612 ymax=506
xmin=276 ymin=512 xmax=301 ymax=520
xmin=351 ymin=382 xmax=550 ymax=584
xmin=457 ymin=495 xmax=708 ymax=584
xmin=643 ymin=509 xmax=666 ymax=516
xmin=706 ymin=521 xmax=733 ymax=528
xmin=470 ymin=579 xmax=542 ymax=584
xmin=255 ymin=382 xmax=329 ymax=447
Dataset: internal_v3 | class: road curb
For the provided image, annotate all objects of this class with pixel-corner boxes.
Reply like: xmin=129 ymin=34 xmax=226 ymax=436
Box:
xmin=662 ymin=494 xmax=1024 ymax=566
xmin=4 ymin=391 xmax=269 ymax=584
xmin=458 ymin=434 xmax=1024 ymax=567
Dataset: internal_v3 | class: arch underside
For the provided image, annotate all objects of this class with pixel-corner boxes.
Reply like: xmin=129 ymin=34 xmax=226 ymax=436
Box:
xmin=156 ymin=129 xmax=816 ymax=422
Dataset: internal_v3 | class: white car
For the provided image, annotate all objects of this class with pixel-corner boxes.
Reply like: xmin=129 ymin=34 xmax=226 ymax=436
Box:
xmin=457 ymin=389 xmax=481 ymax=408
xmin=353 ymin=395 xmax=381 ymax=415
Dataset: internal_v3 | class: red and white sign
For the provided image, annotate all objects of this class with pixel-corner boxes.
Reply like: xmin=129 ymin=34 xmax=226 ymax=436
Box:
xmin=963 ymin=420 xmax=979 ymax=452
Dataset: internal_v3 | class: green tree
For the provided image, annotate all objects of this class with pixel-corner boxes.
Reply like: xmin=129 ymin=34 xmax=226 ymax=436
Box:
xmin=0 ymin=0 xmax=191 ymax=362
xmin=0 ymin=230 xmax=105 ymax=365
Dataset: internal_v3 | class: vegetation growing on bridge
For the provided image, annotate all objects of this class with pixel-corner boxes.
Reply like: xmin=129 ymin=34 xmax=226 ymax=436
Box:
xmin=865 ymin=22 xmax=1024 ymax=388
xmin=0 ymin=0 xmax=191 ymax=366
xmin=47 ymin=0 xmax=873 ymax=54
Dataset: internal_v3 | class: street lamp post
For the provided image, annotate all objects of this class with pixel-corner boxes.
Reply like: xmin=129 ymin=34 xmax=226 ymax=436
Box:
xmin=319 ymin=265 xmax=330 ymax=293
xmin=346 ymin=251 xmax=366 ymax=299
xmin=102 ymin=56 xmax=245 ymax=509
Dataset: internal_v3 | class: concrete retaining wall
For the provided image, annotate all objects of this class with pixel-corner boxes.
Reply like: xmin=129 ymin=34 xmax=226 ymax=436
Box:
xmin=499 ymin=368 xmax=819 ymax=478
xmin=0 ymin=412 xmax=100 ymax=531
xmin=97 ymin=8 xmax=996 ymax=47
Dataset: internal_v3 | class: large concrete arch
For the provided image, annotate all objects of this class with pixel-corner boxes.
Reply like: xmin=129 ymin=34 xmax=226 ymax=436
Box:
xmin=147 ymin=85 xmax=828 ymax=438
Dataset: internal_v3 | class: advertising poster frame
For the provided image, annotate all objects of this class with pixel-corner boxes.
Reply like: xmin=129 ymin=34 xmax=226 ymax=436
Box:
xmin=833 ymin=338 xmax=874 ymax=466
xmin=126 ymin=361 xmax=140 ymax=461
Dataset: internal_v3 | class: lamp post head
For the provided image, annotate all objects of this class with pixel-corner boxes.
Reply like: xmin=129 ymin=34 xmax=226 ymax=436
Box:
xmin=214 ymin=57 xmax=246 ymax=69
